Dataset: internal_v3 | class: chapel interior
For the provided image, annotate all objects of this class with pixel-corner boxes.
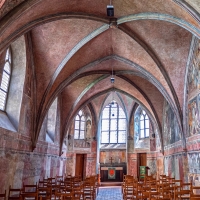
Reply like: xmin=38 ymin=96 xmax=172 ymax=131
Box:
xmin=0 ymin=0 xmax=200 ymax=196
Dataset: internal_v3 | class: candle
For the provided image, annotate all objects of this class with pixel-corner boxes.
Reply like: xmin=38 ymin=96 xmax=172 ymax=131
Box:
xmin=119 ymin=159 xmax=120 ymax=163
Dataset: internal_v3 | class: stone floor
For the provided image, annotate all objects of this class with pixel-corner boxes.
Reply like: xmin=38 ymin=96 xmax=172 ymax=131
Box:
xmin=96 ymin=186 xmax=123 ymax=200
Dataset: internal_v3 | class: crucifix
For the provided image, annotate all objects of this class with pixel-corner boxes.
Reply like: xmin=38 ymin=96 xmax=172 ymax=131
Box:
xmin=109 ymin=156 xmax=113 ymax=164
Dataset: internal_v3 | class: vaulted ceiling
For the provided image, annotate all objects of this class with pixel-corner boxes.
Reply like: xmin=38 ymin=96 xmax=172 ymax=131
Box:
xmin=0 ymin=0 xmax=200 ymax=152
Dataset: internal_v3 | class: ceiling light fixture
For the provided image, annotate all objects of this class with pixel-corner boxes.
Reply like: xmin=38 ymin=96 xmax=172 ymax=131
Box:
xmin=110 ymin=64 xmax=115 ymax=113
xmin=107 ymin=0 xmax=114 ymax=17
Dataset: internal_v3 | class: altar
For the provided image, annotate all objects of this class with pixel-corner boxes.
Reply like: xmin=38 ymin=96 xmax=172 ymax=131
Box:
xmin=100 ymin=163 xmax=127 ymax=182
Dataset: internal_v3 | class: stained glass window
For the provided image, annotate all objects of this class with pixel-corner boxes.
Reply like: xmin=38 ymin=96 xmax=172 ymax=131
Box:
xmin=0 ymin=48 xmax=11 ymax=111
xmin=139 ymin=110 xmax=149 ymax=139
xmin=74 ymin=110 xmax=85 ymax=139
xmin=101 ymin=102 xmax=126 ymax=143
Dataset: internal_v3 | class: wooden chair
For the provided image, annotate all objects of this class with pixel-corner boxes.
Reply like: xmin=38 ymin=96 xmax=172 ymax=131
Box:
xmin=56 ymin=175 xmax=63 ymax=185
xmin=21 ymin=183 xmax=38 ymax=200
xmin=190 ymin=193 xmax=200 ymax=200
xmin=38 ymin=187 xmax=51 ymax=200
xmin=47 ymin=177 xmax=56 ymax=186
xmin=0 ymin=190 xmax=6 ymax=200
xmin=152 ymin=195 xmax=172 ymax=200
xmin=173 ymin=180 xmax=182 ymax=189
xmin=63 ymin=178 xmax=74 ymax=194
xmin=73 ymin=184 xmax=83 ymax=200
xmin=149 ymin=191 xmax=160 ymax=200
xmin=174 ymin=183 xmax=192 ymax=200
xmin=177 ymin=182 xmax=192 ymax=200
xmin=123 ymin=178 xmax=134 ymax=200
xmin=38 ymin=180 xmax=48 ymax=188
xmin=8 ymin=186 xmax=21 ymax=200
xmin=20 ymin=192 xmax=38 ymax=200
xmin=22 ymin=183 xmax=38 ymax=193
xmin=141 ymin=186 xmax=151 ymax=200
xmin=82 ymin=177 xmax=95 ymax=200
xmin=54 ymin=190 xmax=74 ymax=200
xmin=132 ymin=182 xmax=143 ymax=199
xmin=191 ymin=185 xmax=200 ymax=196
xmin=190 ymin=186 xmax=200 ymax=200
xmin=72 ymin=176 xmax=83 ymax=192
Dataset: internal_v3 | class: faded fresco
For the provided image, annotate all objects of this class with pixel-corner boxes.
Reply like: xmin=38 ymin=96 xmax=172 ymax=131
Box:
xmin=157 ymin=157 xmax=164 ymax=178
xmin=188 ymin=152 xmax=200 ymax=190
xmin=100 ymin=150 xmax=126 ymax=164
xmin=74 ymin=140 xmax=90 ymax=148
xmin=0 ymin=149 xmax=66 ymax=193
xmin=163 ymin=101 xmax=181 ymax=146
xmin=155 ymin=130 xmax=161 ymax=151
xmin=188 ymin=152 xmax=200 ymax=174
xmin=188 ymin=94 xmax=200 ymax=136
xmin=127 ymin=153 xmax=137 ymax=176
xmin=134 ymin=115 xmax=140 ymax=146
xmin=150 ymin=123 xmax=156 ymax=151
xmin=164 ymin=154 xmax=187 ymax=180
xmin=188 ymin=41 xmax=200 ymax=93
xmin=165 ymin=156 xmax=173 ymax=178
xmin=147 ymin=159 xmax=157 ymax=176
xmin=150 ymin=139 xmax=156 ymax=151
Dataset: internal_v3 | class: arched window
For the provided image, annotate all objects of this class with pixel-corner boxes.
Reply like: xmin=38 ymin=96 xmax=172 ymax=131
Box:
xmin=74 ymin=110 xmax=85 ymax=139
xmin=0 ymin=48 xmax=11 ymax=111
xmin=101 ymin=102 xmax=126 ymax=144
xmin=140 ymin=110 xmax=149 ymax=139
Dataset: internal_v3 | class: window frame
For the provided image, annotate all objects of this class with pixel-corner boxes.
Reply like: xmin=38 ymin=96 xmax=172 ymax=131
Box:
xmin=0 ymin=48 xmax=11 ymax=111
xmin=101 ymin=102 xmax=126 ymax=144
xmin=74 ymin=110 xmax=85 ymax=140
xmin=139 ymin=110 xmax=149 ymax=139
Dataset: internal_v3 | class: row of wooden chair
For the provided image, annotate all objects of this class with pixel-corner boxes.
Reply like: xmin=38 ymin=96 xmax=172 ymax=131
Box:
xmin=0 ymin=174 xmax=99 ymax=200
xmin=122 ymin=174 xmax=200 ymax=200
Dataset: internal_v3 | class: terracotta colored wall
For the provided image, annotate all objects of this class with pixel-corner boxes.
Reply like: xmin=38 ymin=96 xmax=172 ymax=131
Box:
xmin=85 ymin=141 xmax=97 ymax=177
xmin=0 ymin=129 xmax=66 ymax=193
xmin=185 ymin=39 xmax=200 ymax=186
xmin=127 ymin=153 xmax=137 ymax=176
xmin=66 ymin=141 xmax=97 ymax=177
xmin=99 ymin=149 xmax=126 ymax=164
xmin=156 ymin=155 xmax=164 ymax=179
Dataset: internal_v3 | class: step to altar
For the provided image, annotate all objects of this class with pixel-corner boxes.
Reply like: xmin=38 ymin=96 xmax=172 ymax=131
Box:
xmin=100 ymin=182 xmax=122 ymax=187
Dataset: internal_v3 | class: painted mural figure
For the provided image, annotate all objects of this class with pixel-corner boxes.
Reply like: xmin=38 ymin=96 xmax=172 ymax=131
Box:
xmin=134 ymin=116 xmax=140 ymax=146
xmin=86 ymin=120 xmax=92 ymax=140
xmin=163 ymin=101 xmax=180 ymax=145
xmin=188 ymin=43 xmax=200 ymax=93
xmin=198 ymin=154 xmax=200 ymax=170
xmin=188 ymin=97 xmax=200 ymax=136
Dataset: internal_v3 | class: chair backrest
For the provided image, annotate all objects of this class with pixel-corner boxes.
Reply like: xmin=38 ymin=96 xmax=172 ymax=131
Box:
xmin=190 ymin=192 xmax=200 ymax=199
xmin=22 ymin=183 xmax=38 ymax=193
xmin=20 ymin=192 xmax=38 ymax=200
xmin=38 ymin=187 xmax=51 ymax=200
xmin=55 ymin=190 xmax=74 ymax=200
xmin=56 ymin=175 xmax=63 ymax=182
xmin=190 ymin=197 xmax=200 ymax=200
xmin=47 ymin=177 xmax=56 ymax=185
xmin=21 ymin=183 xmax=38 ymax=200
xmin=8 ymin=185 xmax=21 ymax=200
xmin=0 ymin=190 xmax=6 ymax=200
xmin=191 ymin=185 xmax=200 ymax=195
xmin=38 ymin=180 xmax=48 ymax=188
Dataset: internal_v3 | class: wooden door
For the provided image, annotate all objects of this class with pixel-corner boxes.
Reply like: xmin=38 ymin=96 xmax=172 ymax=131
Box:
xmin=75 ymin=154 xmax=84 ymax=180
xmin=137 ymin=153 xmax=147 ymax=179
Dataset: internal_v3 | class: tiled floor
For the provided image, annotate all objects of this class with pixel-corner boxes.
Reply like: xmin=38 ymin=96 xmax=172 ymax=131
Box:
xmin=96 ymin=186 xmax=123 ymax=200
